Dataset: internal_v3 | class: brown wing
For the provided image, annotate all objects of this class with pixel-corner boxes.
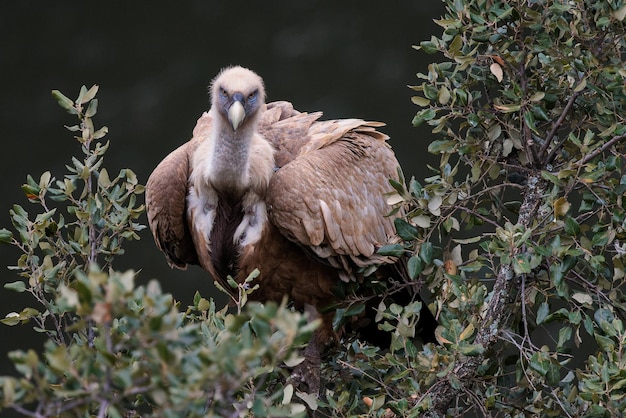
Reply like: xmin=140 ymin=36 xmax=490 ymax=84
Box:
xmin=145 ymin=136 xmax=201 ymax=269
xmin=266 ymin=117 xmax=401 ymax=281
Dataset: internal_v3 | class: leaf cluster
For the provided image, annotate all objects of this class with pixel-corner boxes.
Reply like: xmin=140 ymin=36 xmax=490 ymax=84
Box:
xmin=313 ymin=0 xmax=626 ymax=416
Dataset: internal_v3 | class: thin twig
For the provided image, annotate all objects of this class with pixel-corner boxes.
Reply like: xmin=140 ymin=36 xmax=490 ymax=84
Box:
xmin=519 ymin=62 xmax=538 ymax=167
xmin=453 ymin=205 xmax=502 ymax=228
xmin=579 ymin=132 xmax=626 ymax=165
xmin=539 ymin=92 xmax=581 ymax=159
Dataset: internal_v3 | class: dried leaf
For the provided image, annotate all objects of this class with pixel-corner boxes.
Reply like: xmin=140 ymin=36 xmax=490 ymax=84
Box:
xmin=553 ymin=197 xmax=571 ymax=220
xmin=459 ymin=323 xmax=475 ymax=341
xmin=491 ymin=55 xmax=505 ymax=66
xmin=444 ymin=259 xmax=457 ymax=275
xmin=435 ymin=327 xmax=453 ymax=345
xmin=411 ymin=96 xmax=430 ymax=106
xmin=490 ymin=62 xmax=503 ymax=82
xmin=428 ymin=195 xmax=443 ymax=216
xmin=411 ymin=214 xmax=431 ymax=228
xmin=386 ymin=193 xmax=405 ymax=206
xmin=572 ymin=292 xmax=593 ymax=306
xmin=613 ymin=5 xmax=626 ymax=21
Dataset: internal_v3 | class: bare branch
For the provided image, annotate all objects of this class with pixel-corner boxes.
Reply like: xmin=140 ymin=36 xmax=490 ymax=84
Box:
xmin=539 ymin=92 xmax=581 ymax=160
xmin=579 ymin=132 xmax=626 ymax=165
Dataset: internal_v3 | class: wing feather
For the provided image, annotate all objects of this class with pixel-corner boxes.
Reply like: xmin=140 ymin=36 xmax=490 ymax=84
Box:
xmin=267 ymin=117 xmax=401 ymax=279
xmin=145 ymin=136 xmax=202 ymax=268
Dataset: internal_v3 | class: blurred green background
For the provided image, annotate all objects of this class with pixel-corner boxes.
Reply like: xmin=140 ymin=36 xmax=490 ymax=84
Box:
xmin=0 ymin=0 xmax=445 ymax=390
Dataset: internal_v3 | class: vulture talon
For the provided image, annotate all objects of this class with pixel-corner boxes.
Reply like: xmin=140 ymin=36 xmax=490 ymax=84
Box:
xmin=145 ymin=65 xmax=438 ymax=398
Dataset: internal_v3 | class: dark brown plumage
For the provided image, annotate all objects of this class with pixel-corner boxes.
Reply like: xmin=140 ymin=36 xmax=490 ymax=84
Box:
xmin=145 ymin=66 xmax=436 ymax=392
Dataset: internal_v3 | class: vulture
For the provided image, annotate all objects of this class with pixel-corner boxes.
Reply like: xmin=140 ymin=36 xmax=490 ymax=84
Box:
xmin=146 ymin=66 xmax=436 ymax=393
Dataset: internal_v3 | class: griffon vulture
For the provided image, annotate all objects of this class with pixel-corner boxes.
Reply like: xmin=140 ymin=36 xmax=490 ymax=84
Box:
xmin=146 ymin=66 xmax=436 ymax=392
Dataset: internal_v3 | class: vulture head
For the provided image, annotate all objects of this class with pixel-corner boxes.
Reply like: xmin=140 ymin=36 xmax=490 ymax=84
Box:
xmin=210 ymin=66 xmax=266 ymax=132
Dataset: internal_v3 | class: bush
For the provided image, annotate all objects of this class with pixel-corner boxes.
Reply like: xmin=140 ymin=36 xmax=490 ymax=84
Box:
xmin=396 ymin=0 xmax=626 ymax=416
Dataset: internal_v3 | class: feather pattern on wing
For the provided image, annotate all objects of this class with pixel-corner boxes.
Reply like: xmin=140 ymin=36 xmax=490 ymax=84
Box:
xmin=267 ymin=118 xmax=400 ymax=280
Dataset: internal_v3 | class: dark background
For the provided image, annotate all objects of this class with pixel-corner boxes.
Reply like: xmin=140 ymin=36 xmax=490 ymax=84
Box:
xmin=0 ymin=0 xmax=445 ymax=397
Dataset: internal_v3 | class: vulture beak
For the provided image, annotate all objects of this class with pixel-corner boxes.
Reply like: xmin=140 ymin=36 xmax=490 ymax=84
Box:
xmin=228 ymin=95 xmax=246 ymax=131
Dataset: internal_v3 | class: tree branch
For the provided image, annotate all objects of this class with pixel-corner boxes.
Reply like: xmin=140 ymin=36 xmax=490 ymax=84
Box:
xmin=423 ymin=173 xmax=546 ymax=417
xmin=539 ymin=92 xmax=581 ymax=160
xmin=579 ymin=132 xmax=626 ymax=165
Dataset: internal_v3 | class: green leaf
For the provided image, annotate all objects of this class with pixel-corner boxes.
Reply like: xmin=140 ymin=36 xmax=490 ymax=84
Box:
xmin=419 ymin=40 xmax=438 ymax=54
xmin=457 ymin=343 xmax=484 ymax=356
xmin=45 ymin=345 xmax=70 ymax=373
xmin=197 ymin=298 xmax=211 ymax=311
xmin=573 ymin=77 xmax=587 ymax=93
xmin=85 ymin=98 xmax=98 ymax=117
xmin=407 ymin=255 xmax=423 ymax=279
xmin=79 ymin=84 xmax=99 ymax=104
xmin=1 ymin=313 xmax=22 ymax=326
xmin=428 ymin=139 xmax=457 ymax=154
xmin=438 ymin=85 xmax=451 ymax=105
xmin=419 ymin=241 xmax=433 ymax=264
xmin=512 ymin=254 xmax=531 ymax=274
xmin=557 ymin=327 xmax=572 ymax=351
xmin=0 ymin=228 xmax=13 ymax=243
xmin=595 ymin=333 xmax=615 ymax=352
xmin=344 ymin=302 xmax=365 ymax=317
xmin=530 ymin=92 xmax=545 ymax=102
xmin=412 ymin=108 xmax=436 ymax=127
xmin=564 ymin=216 xmax=580 ymax=236
xmin=523 ymin=111 xmax=537 ymax=133
xmin=4 ymin=281 xmax=26 ymax=293
xmin=541 ymin=171 xmax=562 ymax=186
xmin=51 ymin=90 xmax=77 ymax=114
xmin=394 ymin=218 xmax=419 ymax=241
xmin=378 ymin=244 xmax=405 ymax=257
xmin=537 ymin=302 xmax=550 ymax=325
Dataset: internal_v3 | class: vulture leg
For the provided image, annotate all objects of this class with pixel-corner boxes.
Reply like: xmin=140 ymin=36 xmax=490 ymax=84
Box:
xmin=290 ymin=305 xmax=324 ymax=395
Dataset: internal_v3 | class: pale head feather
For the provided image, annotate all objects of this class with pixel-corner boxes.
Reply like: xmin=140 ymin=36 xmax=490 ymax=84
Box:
xmin=210 ymin=66 xmax=266 ymax=105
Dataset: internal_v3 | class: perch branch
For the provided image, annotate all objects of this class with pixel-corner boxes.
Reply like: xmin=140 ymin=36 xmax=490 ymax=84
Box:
xmin=422 ymin=173 xmax=546 ymax=417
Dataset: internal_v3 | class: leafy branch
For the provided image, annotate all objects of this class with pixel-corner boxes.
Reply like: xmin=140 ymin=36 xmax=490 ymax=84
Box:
xmin=0 ymin=87 xmax=315 ymax=417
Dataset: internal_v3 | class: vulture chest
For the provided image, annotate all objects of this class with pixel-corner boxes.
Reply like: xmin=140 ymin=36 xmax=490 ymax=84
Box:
xmin=209 ymin=191 xmax=245 ymax=281
xmin=206 ymin=190 xmax=338 ymax=313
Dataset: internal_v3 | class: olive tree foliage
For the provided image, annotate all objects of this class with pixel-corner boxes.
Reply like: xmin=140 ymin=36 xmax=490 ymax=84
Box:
xmin=318 ymin=1 xmax=626 ymax=416
xmin=0 ymin=87 xmax=317 ymax=417
xmin=384 ymin=0 xmax=626 ymax=416
xmin=311 ymin=0 xmax=626 ymax=416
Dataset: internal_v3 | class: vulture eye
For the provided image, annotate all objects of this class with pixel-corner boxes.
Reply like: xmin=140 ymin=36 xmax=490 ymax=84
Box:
xmin=248 ymin=90 xmax=258 ymax=101
xmin=219 ymin=88 xmax=228 ymax=98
